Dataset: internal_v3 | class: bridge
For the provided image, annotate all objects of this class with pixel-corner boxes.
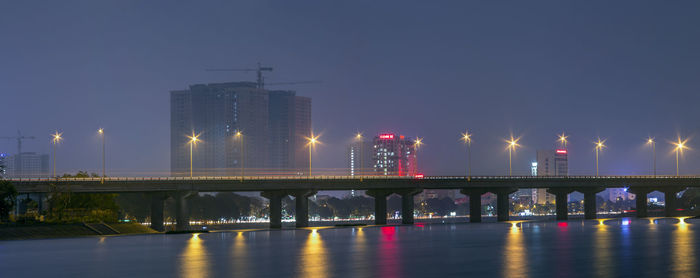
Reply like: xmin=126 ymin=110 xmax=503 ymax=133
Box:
xmin=9 ymin=175 xmax=699 ymax=231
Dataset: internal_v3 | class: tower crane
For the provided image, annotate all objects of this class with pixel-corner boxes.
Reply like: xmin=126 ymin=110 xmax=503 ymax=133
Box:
xmin=0 ymin=130 xmax=36 ymax=155
xmin=206 ymin=62 xmax=273 ymax=89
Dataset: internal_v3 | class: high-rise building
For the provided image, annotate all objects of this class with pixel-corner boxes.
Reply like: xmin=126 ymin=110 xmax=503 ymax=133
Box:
xmin=372 ymin=133 xmax=418 ymax=176
xmin=533 ymin=149 xmax=568 ymax=204
xmin=170 ymin=82 xmax=311 ymax=176
xmin=347 ymin=140 xmax=373 ymax=177
xmin=5 ymin=152 xmax=49 ymax=178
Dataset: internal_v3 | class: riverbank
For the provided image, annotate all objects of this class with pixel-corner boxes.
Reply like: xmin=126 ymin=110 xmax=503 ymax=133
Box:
xmin=0 ymin=222 xmax=158 ymax=240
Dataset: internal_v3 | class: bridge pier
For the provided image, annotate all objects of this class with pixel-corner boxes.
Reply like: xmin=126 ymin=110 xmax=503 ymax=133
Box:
xmin=174 ymin=191 xmax=196 ymax=231
xmin=548 ymin=188 xmax=574 ymax=221
xmin=292 ymin=190 xmax=316 ymax=228
xmin=261 ymin=191 xmax=287 ymax=229
xmin=366 ymin=190 xmax=392 ymax=225
xmin=398 ymin=189 xmax=421 ymax=224
xmin=628 ymin=187 xmax=651 ymax=218
xmin=494 ymin=188 xmax=517 ymax=221
xmin=461 ymin=189 xmax=485 ymax=223
xmin=661 ymin=187 xmax=684 ymax=217
xmin=580 ymin=187 xmax=604 ymax=219
xmin=150 ymin=192 xmax=168 ymax=232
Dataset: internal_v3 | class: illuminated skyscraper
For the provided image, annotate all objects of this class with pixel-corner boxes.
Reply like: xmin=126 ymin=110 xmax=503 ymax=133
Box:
xmin=372 ymin=133 xmax=418 ymax=176
xmin=533 ymin=149 xmax=568 ymax=204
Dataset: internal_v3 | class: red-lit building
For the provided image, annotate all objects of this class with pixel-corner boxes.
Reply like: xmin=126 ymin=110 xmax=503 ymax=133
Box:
xmin=372 ymin=133 xmax=418 ymax=176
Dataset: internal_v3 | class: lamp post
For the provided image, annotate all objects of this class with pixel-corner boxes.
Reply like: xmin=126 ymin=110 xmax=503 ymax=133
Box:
xmin=98 ymin=128 xmax=105 ymax=183
xmin=51 ymin=131 xmax=62 ymax=178
xmin=461 ymin=131 xmax=472 ymax=180
xmin=414 ymin=137 xmax=423 ymax=175
xmin=505 ymin=136 xmax=520 ymax=176
xmin=594 ymin=138 xmax=606 ymax=176
xmin=355 ymin=133 xmax=363 ymax=181
xmin=647 ymin=138 xmax=655 ymax=176
xmin=307 ymin=133 xmax=319 ymax=177
xmin=188 ymin=132 xmax=200 ymax=178
xmin=236 ymin=131 xmax=244 ymax=181
xmin=673 ymin=137 xmax=688 ymax=177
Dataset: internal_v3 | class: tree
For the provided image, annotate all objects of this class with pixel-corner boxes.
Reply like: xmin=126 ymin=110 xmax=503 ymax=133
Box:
xmin=0 ymin=180 xmax=18 ymax=222
xmin=48 ymin=171 xmax=119 ymax=222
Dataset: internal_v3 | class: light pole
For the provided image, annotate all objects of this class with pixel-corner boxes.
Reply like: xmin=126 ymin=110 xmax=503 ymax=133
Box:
xmin=594 ymin=138 xmax=606 ymax=176
xmin=558 ymin=132 xmax=568 ymax=149
xmin=98 ymin=128 xmax=105 ymax=183
xmin=461 ymin=131 xmax=472 ymax=180
xmin=51 ymin=131 xmax=62 ymax=178
xmin=647 ymin=138 xmax=655 ymax=176
xmin=414 ymin=137 xmax=423 ymax=175
xmin=236 ymin=131 xmax=244 ymax=181
xmin=307 ymin=133 xmax=319 ymax=177
xmin=673 ymin=137 xmax=688 ymax=177
xmin=355 ymin=133 xmax=363 ymax=181
xmin=505 ymin=136 xmax=520 ymax=176
xmin=188 ymin=132 xmax=200 ymax=178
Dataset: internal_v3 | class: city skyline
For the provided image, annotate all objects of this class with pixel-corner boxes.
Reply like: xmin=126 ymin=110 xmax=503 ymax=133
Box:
xmin=3 ymin=1 xmax=700 ymax=176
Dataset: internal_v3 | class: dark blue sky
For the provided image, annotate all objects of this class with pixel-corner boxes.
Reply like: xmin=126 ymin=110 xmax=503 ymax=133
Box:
xmin=2 ymin=1 xmax=700 ymax=176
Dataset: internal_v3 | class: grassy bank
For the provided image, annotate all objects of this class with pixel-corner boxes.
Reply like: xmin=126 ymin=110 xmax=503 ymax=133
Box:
xmin=0 ymin=222 xmax=158 ymax=240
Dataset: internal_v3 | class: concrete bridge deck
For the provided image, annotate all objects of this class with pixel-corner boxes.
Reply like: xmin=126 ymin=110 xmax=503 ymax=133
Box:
xmin=8 ymin=175 xmax=698 ymax=231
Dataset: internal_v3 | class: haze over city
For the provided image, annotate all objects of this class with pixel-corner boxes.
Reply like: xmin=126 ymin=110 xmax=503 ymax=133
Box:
xmin=3 ymin=1 xmax=700 ymax=176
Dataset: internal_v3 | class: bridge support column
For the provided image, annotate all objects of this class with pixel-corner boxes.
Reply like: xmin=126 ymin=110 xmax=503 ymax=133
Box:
xmin=494 ymin=188 xmax=517 ymax=222
xmin=580 ymin=187 xmax=604 ymax=220
xmin=397 ymin=189 xmax=421 ymax=224
xmin=461 ymin=189 xmax=486 ymax=223
xmin=174 ymin=191 xmax=195 ymax=231
xmin=262 ymin=191 xmax=288 ymax=229
xmin=661 ymin=187 xmax=684 ymax=217
xmin=367 ymin=190 xmax=392 ymax=225
xmin=628 ymin=187 xmax=651 ymax=218
xmin=548 ymin=188 xmax=574 ymax=221
xmin=292 ymin=190 xmax=316 ymax=228
xmin=150 ymin=192 xmax=167 ymax=232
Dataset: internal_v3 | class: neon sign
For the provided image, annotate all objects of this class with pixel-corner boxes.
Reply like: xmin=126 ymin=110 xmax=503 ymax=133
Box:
xmin=414 ymin=174 xmax=424 ymax=179
xmin=556 ymin=149 xmax=567 ymax=154
xmin=379 ymin=134 xmax=394 ymax=139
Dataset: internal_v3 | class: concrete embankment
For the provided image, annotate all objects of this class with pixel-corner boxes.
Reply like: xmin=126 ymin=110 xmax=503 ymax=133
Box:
xmin=0 ymin=223 xmax=158 ymax=240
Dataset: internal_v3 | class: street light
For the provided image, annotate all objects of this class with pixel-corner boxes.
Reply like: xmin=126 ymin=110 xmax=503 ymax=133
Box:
xmin=646 ymin=138 xmax=655 ymax=176
xmin=235 ymin=131 xmax=244 ymax=181
xmin=594 ymin=138 xmax=606 ymax=176
xmin=187 ymin=131 xmax=200 ymax=178
xmin=558 ymin=132 xmax=568 ymax=149
xmin=673 ymin=137 xmax=689 ymax=177
xmin=505 ymin=135 xmax=520 ymax=176
xmin=307 ymin=133 xmax=320 ymax=176
xmin=51 ymin=131 xmax=62 ymax=178
xmin=461 ymin=131 xmax=472 ymax=180
xmin=414 ymin=137 xmax=423 ymax=174
xmin=355 ymin=132 xmax=363 ymax=180
xmin=98 ymin=128 xmax=105 ymax=183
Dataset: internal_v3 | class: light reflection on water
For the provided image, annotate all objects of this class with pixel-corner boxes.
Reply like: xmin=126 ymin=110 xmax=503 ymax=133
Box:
xmin=1 ymin=219 xmax=699 ymax=277
xmin=180 ymin=233 xmax=209 ymax=278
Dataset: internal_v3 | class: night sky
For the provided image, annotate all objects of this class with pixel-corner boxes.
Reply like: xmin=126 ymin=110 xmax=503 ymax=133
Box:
xmin=2 ymin=1 xmax=700 ymax=177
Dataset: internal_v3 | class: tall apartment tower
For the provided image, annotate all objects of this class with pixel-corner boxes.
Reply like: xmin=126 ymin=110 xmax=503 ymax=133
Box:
xmin=347 ymin=140 xmax=373 ymax=176
xmin=5 ymin=152 xmax=49 ymax=178
xmin=170 ymin=82 xmax=311 ymax=176
xmin=533 ymin=149 xmax=568 ymax=204
xmin=372 ymin=133 xmax=418 ymax=176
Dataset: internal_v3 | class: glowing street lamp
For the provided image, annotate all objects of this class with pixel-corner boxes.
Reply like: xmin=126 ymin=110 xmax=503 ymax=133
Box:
xmin=187 ymin=131 xmax=200 ymax=178
xmin=505 ymin=135 xmax=520 ymax=176
xmin=646 ymin=138 xmax=655 ymax=176
xmin=461 ymin=131 xmax=472 ymax=179
xmin=307 ymin=133 xmax=320 ymax=176
xmin=594 ymin=138 xmax=606 ymax=176
xmin=673 ymin=137 xmax=689 ymax=177
xmin=558 ymin=132 xmax=568 ymax=149
xmin=98 ymin=128 xmax=105 ymax=183
xmin=355 ymin=133 xmax=363 ymax=180
xmin=51 ymin=131 xmax=62 ymax=178
xmin=235 ymin=131 xmax=244 ymax=181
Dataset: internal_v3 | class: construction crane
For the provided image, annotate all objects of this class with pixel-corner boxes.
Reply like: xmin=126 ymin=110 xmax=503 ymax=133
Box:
xmin=0 ymin=130 xmax=36 ymax=155
xmin=206 ymin=62 xmax=273 ymax=89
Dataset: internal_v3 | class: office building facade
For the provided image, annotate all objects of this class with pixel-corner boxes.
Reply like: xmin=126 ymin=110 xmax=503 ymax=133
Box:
xmin=533 ymin=149 xmax=569 ymax=204
xmin=5 ymin=152 xmax=49 ymax=178
xmin=371 ymin=133 xmax=418 ymax=176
